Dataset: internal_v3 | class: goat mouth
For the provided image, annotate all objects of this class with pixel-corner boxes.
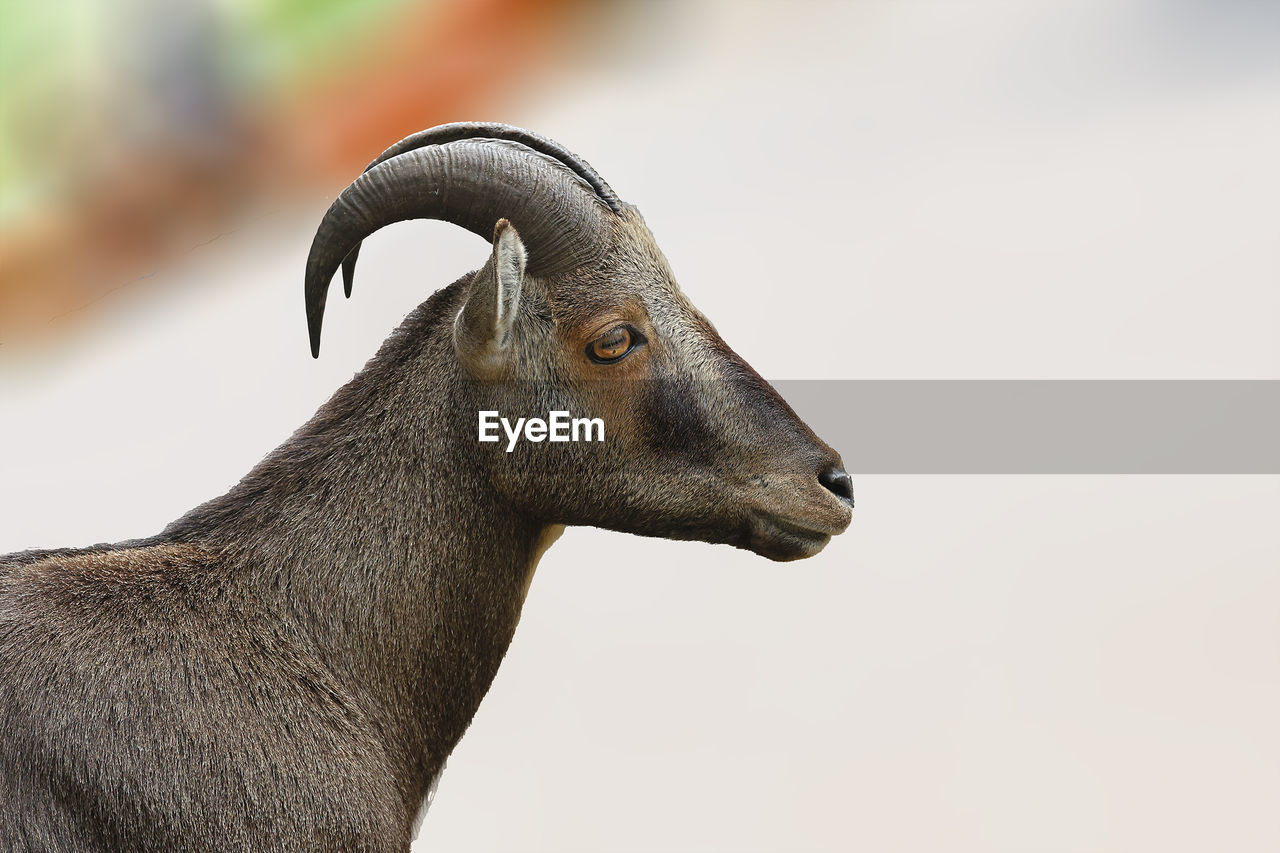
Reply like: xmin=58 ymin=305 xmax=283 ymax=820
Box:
xmin=747 ymin=512 xmax=841 ymax=561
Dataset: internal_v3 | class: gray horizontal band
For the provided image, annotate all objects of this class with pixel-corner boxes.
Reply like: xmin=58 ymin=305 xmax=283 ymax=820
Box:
xmin=777 ymin=380 xmax=1280 ymax=474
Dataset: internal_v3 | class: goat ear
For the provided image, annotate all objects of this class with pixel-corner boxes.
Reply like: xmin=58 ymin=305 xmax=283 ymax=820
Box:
xmin=455 ymin=219 xmax=527 ymax=376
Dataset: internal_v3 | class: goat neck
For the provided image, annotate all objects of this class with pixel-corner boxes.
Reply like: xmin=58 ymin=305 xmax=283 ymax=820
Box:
xmin=165 ymin=277 xmax=549 ymax=814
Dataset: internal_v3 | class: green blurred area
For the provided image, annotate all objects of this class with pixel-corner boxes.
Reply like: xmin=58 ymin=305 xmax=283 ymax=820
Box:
xmin=0 ymin=0 xmax=419 ymax=222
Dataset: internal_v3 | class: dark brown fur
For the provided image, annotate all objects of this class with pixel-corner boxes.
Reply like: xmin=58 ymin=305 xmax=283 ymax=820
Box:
xmin=1 ymin=208 xmax=850 ymax=850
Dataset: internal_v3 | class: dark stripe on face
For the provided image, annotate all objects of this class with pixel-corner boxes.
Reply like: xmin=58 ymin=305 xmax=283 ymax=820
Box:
xmin=639 ymin=378 xmax=720 ymax=463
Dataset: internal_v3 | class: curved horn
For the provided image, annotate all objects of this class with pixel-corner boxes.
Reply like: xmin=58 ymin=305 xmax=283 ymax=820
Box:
xmin=305 ymin=137 xmax=614 ymax=358
xmin=339 ymin=123 xmax=621 ymax=298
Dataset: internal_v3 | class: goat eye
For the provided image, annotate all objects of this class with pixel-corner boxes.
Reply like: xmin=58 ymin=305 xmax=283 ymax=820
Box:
xmin=587 ymin=326 xmax=638 ymax=364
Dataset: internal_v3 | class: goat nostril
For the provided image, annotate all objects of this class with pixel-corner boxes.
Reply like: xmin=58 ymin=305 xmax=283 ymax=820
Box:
xmin=818 ymin=466 xmax=854 ymax=505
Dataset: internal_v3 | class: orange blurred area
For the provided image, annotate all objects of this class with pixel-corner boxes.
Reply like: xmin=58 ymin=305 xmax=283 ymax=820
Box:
xmin=0 ymin=0 xmax=586 ymax=347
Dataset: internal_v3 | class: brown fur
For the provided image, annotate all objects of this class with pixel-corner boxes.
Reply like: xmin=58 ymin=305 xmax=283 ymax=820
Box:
xmin=0 ymin=204 xmax=850 ymax=850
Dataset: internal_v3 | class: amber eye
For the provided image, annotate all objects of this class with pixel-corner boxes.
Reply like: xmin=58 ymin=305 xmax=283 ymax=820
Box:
xmin=587 ymin=325 xmax=642 ymax=364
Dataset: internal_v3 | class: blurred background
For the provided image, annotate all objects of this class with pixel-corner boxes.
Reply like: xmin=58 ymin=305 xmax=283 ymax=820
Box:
xmin=2 ymin=1 xmax=1278 ymax=851
xmin=0 ymin=0 xmax=610 ymax=342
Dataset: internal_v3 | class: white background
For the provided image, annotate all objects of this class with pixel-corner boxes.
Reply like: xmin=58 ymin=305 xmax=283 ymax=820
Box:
xmin=2 ymin=1 xmax=1278 ymax=850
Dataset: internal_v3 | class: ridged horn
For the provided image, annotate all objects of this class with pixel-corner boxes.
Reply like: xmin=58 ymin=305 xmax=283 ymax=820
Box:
xmin=338 ymin=122 xmax=621 ymax=299
xmin=306 ymin=133 xmax=617 ymax=358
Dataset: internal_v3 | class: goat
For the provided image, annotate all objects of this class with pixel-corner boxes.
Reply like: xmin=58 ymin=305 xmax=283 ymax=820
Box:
xmin=0 ymin=123 xmax=854 ymax=851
